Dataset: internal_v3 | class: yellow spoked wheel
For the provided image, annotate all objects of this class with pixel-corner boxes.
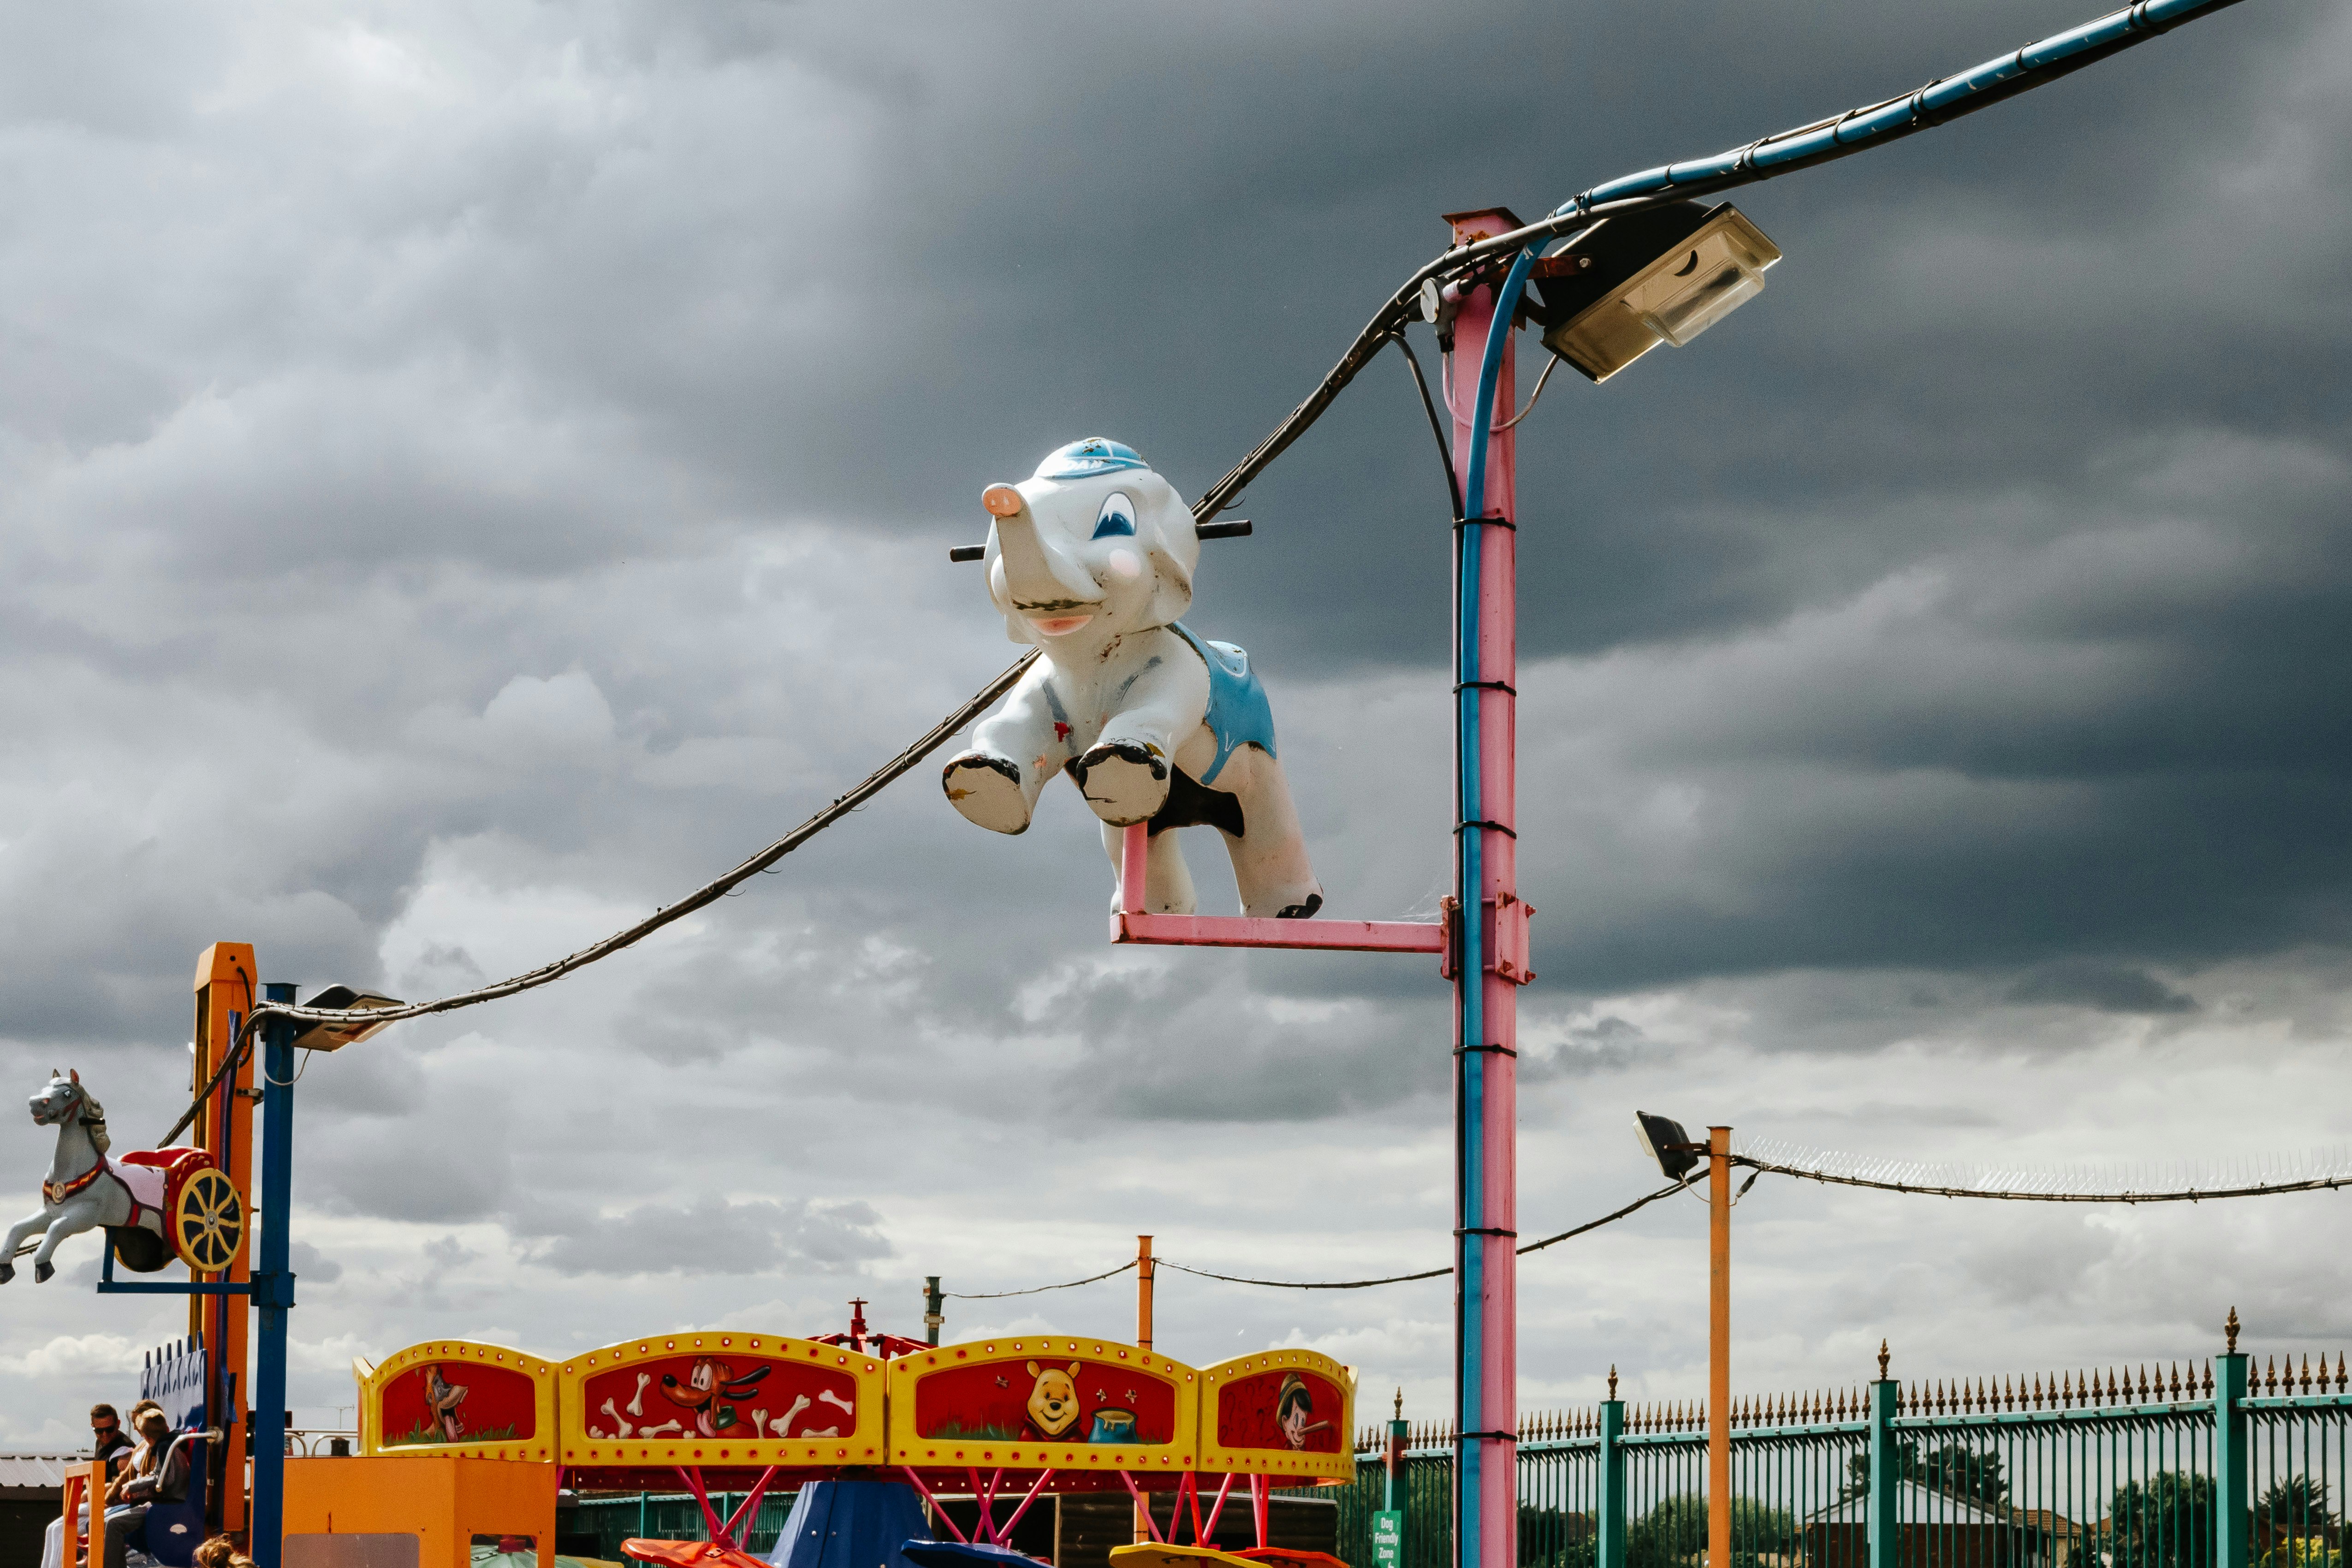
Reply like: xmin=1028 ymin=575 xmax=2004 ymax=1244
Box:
xmin=173 ymin=1168 xmax=244 ymax=1272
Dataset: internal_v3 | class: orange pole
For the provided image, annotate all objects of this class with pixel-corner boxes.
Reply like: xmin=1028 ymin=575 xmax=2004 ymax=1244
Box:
xmin=1708 ymin=1126 xmax=1731 ymax=1568
xmin=193 ymin=943 xmax=258 ymax=1541
xmin=1137 ymin=1235 xmax=1155 ymax=1350
xmin=1135 ymin=1235 xmax=1156 ymax=1543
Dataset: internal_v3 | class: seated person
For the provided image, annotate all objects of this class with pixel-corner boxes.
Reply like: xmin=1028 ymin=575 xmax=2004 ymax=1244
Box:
xmin=39 ymin=1402 xmax=143 ymax=1568
xmin=102 ymin=1402 xmax=187 ymax=1568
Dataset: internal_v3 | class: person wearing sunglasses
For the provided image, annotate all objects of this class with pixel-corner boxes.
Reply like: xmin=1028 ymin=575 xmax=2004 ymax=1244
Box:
xmin=89 ymin=1404 xmax=133 ymax=1475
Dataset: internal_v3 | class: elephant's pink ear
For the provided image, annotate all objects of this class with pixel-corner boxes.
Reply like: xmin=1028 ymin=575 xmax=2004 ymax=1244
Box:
xmin=983 ymin=484 xmax=1025 ymax=518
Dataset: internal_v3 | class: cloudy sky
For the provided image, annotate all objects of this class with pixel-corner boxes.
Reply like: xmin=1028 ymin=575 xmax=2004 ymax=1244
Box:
xmin=2 ymin=0 xmax=2349 ymax=1451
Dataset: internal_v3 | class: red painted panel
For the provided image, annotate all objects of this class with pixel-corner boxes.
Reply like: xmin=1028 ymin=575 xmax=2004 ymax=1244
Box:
xmin=912 ymin=1356 xmax=1179 ymax=1445
xmin=1215 ymin=1368 xmax=1347 ymax=1455
xmin=380 ymin=1360 xmax=538 ymax=1448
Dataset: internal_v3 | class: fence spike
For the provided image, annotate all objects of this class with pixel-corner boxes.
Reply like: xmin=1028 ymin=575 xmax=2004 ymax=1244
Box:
xmin=2304 ymin=1354 xmax=2316 ymax=1395
xmin=2339 ymin=1353 xmax=2348 ymax=1394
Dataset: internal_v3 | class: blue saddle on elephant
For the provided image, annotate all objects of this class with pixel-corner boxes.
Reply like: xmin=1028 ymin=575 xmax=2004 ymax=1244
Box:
xmin=1169 ymin=624 xmax=1277 ymax=786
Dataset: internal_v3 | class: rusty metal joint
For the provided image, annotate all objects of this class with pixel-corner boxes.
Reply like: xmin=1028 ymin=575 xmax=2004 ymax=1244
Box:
xmin=1456 ymin=1430 xmax=1520 ymax=1443
xmin=1455 ymin=1227 xmax=1519 ymax=1237
xmin=1455 ymin=680 xmax=1517 ymax=695
xmin=1454 ymin=1043 xmax=1519 ymax=1057
xmin=1453 ymin=516 xmax=1518 ymax=531
xmin=1455 ymin=819 xmax=1518 ymax=839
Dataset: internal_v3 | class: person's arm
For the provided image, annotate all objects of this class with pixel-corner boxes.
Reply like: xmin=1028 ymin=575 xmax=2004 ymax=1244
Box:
xmin=154 ymin=1443 xmax=189 ymax=1503
xmin=116 ymin=1445 xmax=162 ymax=1503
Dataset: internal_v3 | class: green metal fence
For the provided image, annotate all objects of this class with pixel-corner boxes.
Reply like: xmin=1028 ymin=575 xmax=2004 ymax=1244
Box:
xmin=1337 ymin=1344 xmax=2352 ymax=1568
xmin=573 ymin=1491 xmax=800 ymax=1559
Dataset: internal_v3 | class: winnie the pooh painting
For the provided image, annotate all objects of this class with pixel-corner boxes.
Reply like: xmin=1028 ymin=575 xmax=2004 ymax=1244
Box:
xmin=1024 ymin=1360 xmax=1081 ymax=1438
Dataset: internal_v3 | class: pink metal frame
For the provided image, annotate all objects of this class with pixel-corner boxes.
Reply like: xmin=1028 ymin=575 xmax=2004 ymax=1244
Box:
xmin=678 ymin=1465 xmax=782 ymax=1552
xmin=1109 ymin=823 xmax=1445 ymax=954
xmin=893 ymin=1466 xmax=1060 ymax=1548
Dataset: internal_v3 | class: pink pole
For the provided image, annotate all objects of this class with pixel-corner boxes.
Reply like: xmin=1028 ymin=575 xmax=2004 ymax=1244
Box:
xmin=1202 ymin=1473 xmax=1236 ymax=1543
xmin=1116 ymin=1472 xmax=1165 ymax=1544
xmin=897 ymin=1469 xmax=971 ymax=1544
xmin=1443 ymin=207 xmax=1520 ymax=1568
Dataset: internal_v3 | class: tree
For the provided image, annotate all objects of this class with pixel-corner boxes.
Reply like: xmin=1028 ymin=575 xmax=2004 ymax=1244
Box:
xmin=2257 ymin=1477 xmax=2338 ymax=1568
xmin=1626 ymin=1493 xmax=1795 ymax=1568
xmin=2109 ymin=1471 xmax=2216 ymax=1568
xmin=1844 ymin=1440 xmax=2010 ymax=1505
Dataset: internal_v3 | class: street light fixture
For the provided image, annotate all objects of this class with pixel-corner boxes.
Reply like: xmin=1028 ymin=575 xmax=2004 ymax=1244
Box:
xmin=1536 ymin=201 xmax=1783 ymax=383
xmin=284 ymin=986 xmax=405 ymax=1052
xmin=1635 ymin=1109 xmax=1705 ymax=1182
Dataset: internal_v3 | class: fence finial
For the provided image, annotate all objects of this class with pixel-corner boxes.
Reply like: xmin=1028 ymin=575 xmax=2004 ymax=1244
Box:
xmin=1877 ymin=1339 xmax=1890 ymax=1379
xmin=2226 ymin=1306 xmax=2241 ymax=1353
xmin=1609 ymin=1365 xmax=1619 ymax=1400
xmin=1394 ymin=1387 xmax=1403 ymax=1420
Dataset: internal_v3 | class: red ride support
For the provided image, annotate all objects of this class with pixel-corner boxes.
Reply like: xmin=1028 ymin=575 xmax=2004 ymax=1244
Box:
xmin=1443 ymin=206 xmax=1521 ymax=1568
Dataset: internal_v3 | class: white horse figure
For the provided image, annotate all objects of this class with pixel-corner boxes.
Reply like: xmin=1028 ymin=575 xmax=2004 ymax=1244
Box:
xmin=1 ymin=1070 xmax=162 ymax=1284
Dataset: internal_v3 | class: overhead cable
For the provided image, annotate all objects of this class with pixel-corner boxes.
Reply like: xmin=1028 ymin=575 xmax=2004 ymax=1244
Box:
xmin=1737 ymin=1136 xmax=2352 ymax=1204
xmin=157 ymin=648 xmax=1038 ymax=1142
xmin=1155 ymin=1178 xmax=1693 ymax=1290
xmin=1179 ymin=0 xmax=2253 ymax=537
xmin=943 ymin=1260 xmax=1138 ymax=1299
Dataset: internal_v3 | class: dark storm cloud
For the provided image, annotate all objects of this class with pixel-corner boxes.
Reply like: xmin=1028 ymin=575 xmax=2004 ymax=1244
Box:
xmin=0 ymin=0 xmax=2347 ymax=1437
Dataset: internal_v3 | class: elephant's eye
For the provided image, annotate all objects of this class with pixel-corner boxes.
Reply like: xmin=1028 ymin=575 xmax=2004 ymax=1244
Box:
xmin=1092 ymin=493 xmax=1137 ymax=539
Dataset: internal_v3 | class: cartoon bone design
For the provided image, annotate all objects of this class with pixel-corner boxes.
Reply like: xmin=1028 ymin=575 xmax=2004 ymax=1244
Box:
xmin=637 ymin=1420 xmax=686 ymax=1438
xmin=818 ymin=1390 xmax=855 ymax=1416
xmin=599 ymin=1398 xmax=633 ymax=1439
xmin=771 ymin=1394 xmax=811 ymax=1437
xmin=626 ymin=1372 xmax=652 ymax=1418
xmin=939 ymin=441 xmax=1323 ymax=920
xmin=748 ymin=1408 xmax=768 ymax=1437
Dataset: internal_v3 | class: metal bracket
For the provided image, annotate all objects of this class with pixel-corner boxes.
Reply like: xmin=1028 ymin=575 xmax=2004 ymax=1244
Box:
xmin=1438 ymin=893 xmax=1537 ymax=984
xmin=96 ymin=1247 xmax=251 ymax=1296
xmin=1492 ymin=891 xmax=1535 ymax=985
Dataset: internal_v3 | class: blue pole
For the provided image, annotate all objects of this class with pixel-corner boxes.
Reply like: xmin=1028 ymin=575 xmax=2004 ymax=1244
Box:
xmin=250 ymin=983 xmax=298 ymax=1568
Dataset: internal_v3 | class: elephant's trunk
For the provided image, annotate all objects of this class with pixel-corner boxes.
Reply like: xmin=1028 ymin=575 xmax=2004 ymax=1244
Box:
xmin=992 ymin=501 xmax=1105 ymax=617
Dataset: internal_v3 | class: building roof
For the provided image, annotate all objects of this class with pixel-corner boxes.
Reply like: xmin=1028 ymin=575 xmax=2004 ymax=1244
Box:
xmin=0 ymin=1454 xmax=87 ymax=1492
xmin=1806 ymin=1479 xmax=2015 ymax=1526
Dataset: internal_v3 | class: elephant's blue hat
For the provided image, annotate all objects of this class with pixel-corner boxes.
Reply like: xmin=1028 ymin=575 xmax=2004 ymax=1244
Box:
xmin=1035 ymin=437 xmax=1148 ymax=480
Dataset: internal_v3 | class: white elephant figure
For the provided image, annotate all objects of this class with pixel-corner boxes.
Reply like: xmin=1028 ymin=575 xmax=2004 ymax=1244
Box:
xmin=942 ymin=438 xmax=1324 ymax=919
